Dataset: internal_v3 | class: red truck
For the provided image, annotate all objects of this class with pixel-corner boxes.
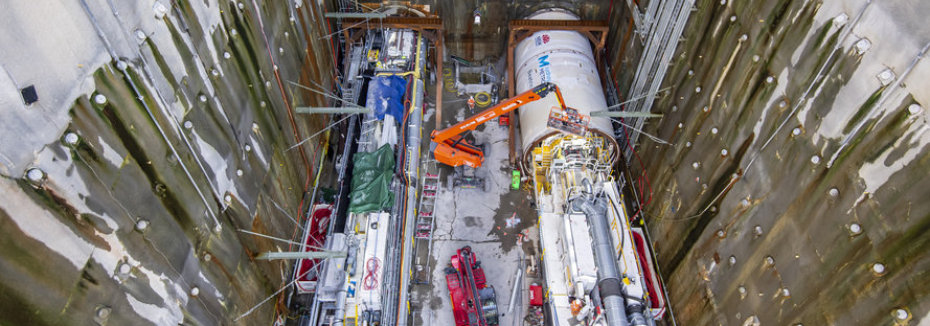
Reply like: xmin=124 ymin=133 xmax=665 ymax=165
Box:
xmin=446 ymin=246 xmax=499 ymax=326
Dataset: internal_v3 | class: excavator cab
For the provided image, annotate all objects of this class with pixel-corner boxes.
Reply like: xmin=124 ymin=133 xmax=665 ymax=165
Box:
xmin=430 ymin=135 xmax=486 ymax=189
xmin=432 ymin=134 xmax=484 ymax=168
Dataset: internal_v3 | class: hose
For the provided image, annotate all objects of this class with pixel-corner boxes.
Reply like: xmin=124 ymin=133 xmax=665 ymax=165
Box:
xmin=363 ymin=257 xmax=381 ymax=290
xmin=475 ymin=91 xmax=492 ymax=107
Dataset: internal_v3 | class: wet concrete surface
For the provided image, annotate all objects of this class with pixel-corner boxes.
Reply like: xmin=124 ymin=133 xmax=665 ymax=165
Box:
xmin=409 ymin=60 xmax=542 ymax=325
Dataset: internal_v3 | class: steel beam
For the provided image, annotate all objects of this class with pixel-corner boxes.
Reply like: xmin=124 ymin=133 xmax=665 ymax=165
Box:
xmin=323 ymin=12 xmax=387 ymax=19
xmin=295 ymin=107 xmax=371 ymax=114
xmin=590 ymin=111 xmax=664 ymax=118
xmin=510 ymin=19 xmax=609 ymax=31
xmin=340 ymin=17 xmax=442 ymax=30
xmin=256 ymin=251 xmax=347 ymax=260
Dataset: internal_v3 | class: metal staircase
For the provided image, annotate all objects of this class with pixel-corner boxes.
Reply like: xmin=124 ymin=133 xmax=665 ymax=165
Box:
xmin=412 ymin=158 xmax=441 ymax=284
xmin=415 ymin=159 xmax=440 ymax=240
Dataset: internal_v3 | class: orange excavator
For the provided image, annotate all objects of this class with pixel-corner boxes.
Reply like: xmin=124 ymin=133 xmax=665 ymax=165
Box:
xmin=430 ymin=82 xmax=588 ymax=169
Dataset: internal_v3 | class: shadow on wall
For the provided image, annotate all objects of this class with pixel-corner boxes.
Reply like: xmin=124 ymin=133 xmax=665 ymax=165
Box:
xmin=0 ymin=0 xmax=338 ymax=325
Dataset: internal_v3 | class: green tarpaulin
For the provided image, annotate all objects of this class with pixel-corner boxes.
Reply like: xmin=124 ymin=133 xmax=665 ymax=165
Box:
xmin=348 ymin=144 xmax=396 ymax=213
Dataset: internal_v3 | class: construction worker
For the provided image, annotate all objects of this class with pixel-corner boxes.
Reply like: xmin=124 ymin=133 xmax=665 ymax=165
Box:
xmin=467 ymin=95 xmax=476 ymax=110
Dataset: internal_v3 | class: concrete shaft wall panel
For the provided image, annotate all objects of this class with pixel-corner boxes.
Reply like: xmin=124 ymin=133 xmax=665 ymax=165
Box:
xmin=514 ymin=10 xmax=619 ymax=166
xmin=0 ymin=0 xmax=335 ymax=325
xmin=613 ymin=0 xmax=930 ymax=325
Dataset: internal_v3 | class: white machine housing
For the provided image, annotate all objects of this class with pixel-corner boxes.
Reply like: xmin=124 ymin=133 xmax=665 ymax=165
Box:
xmin=562 ymin=214 xmax=598 ymax=296
xmin=513 ymin=10 xmax=618 ymax=166
xmin=357 ymin=212 xmax=390 ymax=311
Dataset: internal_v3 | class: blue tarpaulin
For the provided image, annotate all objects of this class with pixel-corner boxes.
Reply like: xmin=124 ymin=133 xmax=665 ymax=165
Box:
xmin=366 ymin=75 xmax=407 ymax=120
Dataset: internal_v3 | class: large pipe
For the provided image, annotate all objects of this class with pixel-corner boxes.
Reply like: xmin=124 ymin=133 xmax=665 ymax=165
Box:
xmin=333 ymin=282 xmax=348 ymax=326
xmin=395 ymin=34 xmax=427 ymax=326
xmin=571 ymin=179 xmax=646 ymax=326
xmin=571 ymin=179 xmax=627 ymax=326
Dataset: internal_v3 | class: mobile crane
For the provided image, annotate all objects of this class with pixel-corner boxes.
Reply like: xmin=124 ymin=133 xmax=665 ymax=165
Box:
xmin=445 ymin=246 xmax=499 ymax=326
xmin=430 ymin=82 xmax=589 ymax=169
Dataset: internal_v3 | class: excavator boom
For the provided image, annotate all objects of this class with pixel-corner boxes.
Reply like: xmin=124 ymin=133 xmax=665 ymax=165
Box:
xmin=431 ymin=82 xmax=582 ymax=168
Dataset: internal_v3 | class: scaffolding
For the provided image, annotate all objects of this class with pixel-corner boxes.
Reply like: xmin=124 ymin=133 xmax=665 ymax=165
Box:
xmin=621 ymin=0 xmax=694 ymax=163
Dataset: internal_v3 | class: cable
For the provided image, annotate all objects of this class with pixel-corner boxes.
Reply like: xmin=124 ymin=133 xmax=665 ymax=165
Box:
xmin=389 ymin=54 xmax=417 ymax=326
xmin=363 ymin=257 xmax=382 ymax=290
xmin=658 ymin=176 xmax=738 ymax=222
xmin=610 ymin=117 xmax=671 ymax=146
xmin=397 ymin=73 xmax=414 ymax=186
xmin=286 ymin=114 xmax=354 ymax=151
xmin=607 ymin=195 xmax=626 ymax=264
xmin=319 ymin=17 xmax=379 ymax=40
xmin=236 ymin=263 xmax=318 ymax=321
xmin=610 ymin=73 xmax=653 ymax=223
xmin=251 ymin=0 xmax=313 ymax=176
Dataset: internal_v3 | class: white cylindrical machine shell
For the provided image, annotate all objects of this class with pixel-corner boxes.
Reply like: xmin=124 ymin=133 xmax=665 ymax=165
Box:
xmin=514 ymin=10 xmax=618 ymax=166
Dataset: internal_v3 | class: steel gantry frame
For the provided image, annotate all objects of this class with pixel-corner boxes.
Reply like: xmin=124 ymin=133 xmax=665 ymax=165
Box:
xmin=506 ymin=19 xmax=609 ymax=165
xmin=339 ymin=17 xmax=445 ymax=129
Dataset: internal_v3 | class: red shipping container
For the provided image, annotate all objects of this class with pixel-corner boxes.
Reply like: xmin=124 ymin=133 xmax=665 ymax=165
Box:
xmin=529 ymin=284 xmax=543 ymax=306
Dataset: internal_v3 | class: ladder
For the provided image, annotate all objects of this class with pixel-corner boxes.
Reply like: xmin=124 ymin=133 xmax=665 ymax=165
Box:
xmin=413 ymin=158 xmax=441 ymax=284
xmin=415 ymin=159 xmax=441 ymax=240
